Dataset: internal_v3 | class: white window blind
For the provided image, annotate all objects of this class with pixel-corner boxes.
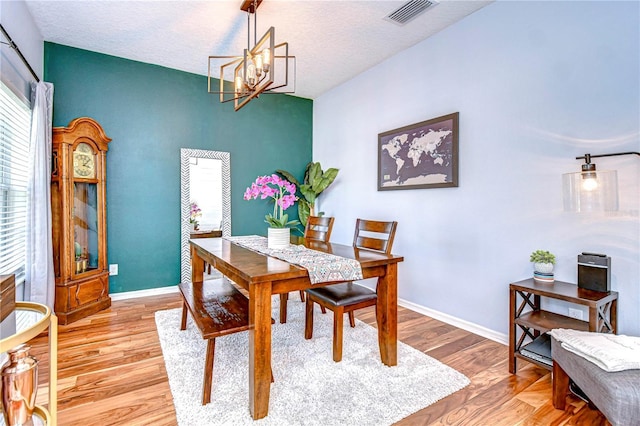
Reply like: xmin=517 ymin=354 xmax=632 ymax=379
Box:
xmin=0 ymin=81 xmax=31 ymax=285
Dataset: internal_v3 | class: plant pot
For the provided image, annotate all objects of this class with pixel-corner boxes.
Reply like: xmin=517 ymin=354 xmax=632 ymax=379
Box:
xmin=534 ymin=262 xmax=554 ymax=274
xmin=268 ymin=227 xmax=290 ymax=249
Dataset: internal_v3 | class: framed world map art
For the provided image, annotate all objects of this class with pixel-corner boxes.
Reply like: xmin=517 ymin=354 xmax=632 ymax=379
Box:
xmin=378 ymin=112 xmax=459 ymax=191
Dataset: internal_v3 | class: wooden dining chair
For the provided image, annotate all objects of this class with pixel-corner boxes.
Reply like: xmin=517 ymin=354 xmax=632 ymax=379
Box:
xmin=304 ymin=218 xmax=397 ymax=362
xmin=278 ymin=216 xmax=335 ymax=323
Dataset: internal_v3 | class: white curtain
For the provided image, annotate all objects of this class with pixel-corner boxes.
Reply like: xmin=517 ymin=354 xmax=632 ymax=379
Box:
xmin=25 ymin=81 xmax=55 ymax=307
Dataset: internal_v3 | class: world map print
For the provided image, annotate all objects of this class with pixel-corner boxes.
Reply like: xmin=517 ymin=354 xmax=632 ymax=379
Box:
xmin=379 ymin=117 xmax=456 ymax=189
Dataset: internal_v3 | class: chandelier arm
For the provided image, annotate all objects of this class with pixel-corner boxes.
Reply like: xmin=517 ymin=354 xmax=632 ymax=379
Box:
xmin=255 ymin=73 xmax=267 ymax=87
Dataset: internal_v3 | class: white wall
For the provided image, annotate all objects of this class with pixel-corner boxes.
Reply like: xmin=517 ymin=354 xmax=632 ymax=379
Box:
xmin=314 ymin=1 xmax=639 ymax=338
xmin=0 ymin=0 xmax=43 ymax=98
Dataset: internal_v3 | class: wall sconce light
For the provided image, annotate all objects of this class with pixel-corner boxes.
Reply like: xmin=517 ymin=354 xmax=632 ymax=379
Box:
xmin=563 ymin=151 xmax=640 ymax=212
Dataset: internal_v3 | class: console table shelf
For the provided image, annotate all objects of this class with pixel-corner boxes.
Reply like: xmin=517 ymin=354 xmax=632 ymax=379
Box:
xmin=509 ymin=278 xmax=618 ymax=374
xmin=515 ymin=310 xmax=590 ymax=332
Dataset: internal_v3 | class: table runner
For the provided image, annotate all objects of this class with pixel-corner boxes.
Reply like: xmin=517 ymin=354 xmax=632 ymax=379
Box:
xmin=225 ymin=235 xmax=363 ymax=284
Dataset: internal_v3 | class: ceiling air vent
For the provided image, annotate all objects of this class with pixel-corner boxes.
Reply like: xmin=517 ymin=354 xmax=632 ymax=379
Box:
xmin=384 ymin=0 xmax=439 ymax=26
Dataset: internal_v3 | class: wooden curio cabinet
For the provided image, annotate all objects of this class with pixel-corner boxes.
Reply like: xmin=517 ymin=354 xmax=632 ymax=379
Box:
xmin=51 ymin=117 xmax=111 ymax=324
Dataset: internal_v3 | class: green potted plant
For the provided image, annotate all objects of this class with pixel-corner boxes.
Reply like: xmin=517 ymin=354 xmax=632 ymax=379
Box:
xmin=530 ymin=250 xmax=556 ymax=274
xmin=277 ymin=162 xmax=339 ymax=227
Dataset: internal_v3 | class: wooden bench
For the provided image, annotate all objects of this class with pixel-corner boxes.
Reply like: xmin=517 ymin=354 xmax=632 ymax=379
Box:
xmin=178 ymin=277 xmax=273 ymax=405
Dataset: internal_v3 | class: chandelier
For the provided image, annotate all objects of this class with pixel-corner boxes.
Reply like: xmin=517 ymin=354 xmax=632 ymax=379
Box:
xmin=208 ymin=0 xmax=295 ymax=111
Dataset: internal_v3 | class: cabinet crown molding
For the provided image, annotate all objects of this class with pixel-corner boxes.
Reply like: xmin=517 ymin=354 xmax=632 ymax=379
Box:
xmin=53 ymin=117 xmax=111 ymax=151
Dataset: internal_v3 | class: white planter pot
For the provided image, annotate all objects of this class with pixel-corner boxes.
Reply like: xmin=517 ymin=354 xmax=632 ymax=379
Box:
xmin=534 ymin=262 xmax=554 ymax=274
xmin=268 ymin=227 xmax=290 ymax=249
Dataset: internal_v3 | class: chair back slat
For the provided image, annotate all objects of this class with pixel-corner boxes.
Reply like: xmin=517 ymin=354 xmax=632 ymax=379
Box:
xmin=353 ymin=219 xmax=397 ymax=254
xmin=304 ymin=216 xmax=335 ymax=243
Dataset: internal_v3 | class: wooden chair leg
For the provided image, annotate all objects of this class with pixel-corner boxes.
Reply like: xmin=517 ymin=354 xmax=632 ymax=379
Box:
xmin=304 ymin=297 xmax=314 ymax=340
xmin=207 ymin=263 xmax=212 ymax=274
xmin=202 ymin=339 xmax=216 ymax=405
xmin=271 ymin=368 xmax=274 ymax=383
xmin=348 ymin=311 xmax=356 ymax=328
xmin=279 ymin=293 xmax=288 ymax=324
xmin=552 ymin=360 xmax=569 ymax=410
xmin=333 ymin=306 xmax=344 ymax=362
xmin=180 ymin=301 xmax=188 ymax=330
xmin=320 ymin=305 xmax=327 ymax=314
xmin=299 ymin=290 xmax=305 ymax=302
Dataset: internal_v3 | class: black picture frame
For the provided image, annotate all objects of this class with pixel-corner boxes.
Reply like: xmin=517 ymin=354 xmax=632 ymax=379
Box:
xmin=378 ymin=112 xmax=459 ymax=191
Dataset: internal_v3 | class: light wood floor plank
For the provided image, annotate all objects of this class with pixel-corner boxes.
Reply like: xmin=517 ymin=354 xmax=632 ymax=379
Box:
xmin=22 ymin=293 xmax=608 ymax=425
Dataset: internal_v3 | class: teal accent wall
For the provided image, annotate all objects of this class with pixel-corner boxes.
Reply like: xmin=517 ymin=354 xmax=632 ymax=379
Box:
xmin=44 ymin=43 xmax=313 ymax=293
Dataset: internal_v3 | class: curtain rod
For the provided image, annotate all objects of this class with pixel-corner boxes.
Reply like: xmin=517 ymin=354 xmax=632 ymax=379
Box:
xmin=0 ymin=23 xmax=41 ymax=83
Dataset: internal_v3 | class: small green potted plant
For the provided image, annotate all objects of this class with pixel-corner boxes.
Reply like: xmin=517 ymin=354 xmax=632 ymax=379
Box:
xmin=530 ymin=250 xmax=556 ymax=274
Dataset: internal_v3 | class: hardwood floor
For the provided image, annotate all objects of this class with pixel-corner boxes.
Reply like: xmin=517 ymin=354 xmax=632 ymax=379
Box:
xmin=27 ymin=292 xmax=609 ymax=425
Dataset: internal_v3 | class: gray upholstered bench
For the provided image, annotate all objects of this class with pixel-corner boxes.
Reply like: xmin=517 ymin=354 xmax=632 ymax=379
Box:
xmin=551 ymin=336 xmax=640 ymax=426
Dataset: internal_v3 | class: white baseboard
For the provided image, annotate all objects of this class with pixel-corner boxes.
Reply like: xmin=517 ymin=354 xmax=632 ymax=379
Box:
xmin=110 ymin=285 xmax=179 ymax=301
xmin=109 ymin=287 xmax=508 ymax=345
xmin=398 ymin=297 xmax=508 ymax=346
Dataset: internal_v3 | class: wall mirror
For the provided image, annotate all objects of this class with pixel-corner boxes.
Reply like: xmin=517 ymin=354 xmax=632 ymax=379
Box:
xmin=180 ymin=148 xmax=231 ymax=283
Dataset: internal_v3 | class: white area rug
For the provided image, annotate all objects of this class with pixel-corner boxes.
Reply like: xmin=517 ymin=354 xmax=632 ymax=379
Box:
xmin=155 ymin=296 xmax=469 ymax=425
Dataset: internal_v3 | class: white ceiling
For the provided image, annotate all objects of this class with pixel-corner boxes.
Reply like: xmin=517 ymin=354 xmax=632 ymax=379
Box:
xmin=24 ymin=0 xmax=491 ymax=100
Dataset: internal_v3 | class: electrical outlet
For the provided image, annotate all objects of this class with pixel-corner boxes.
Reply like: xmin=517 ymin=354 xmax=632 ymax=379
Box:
xmin=568 ymin=308 xmax=583 ymax=320
xmin=109 ymin=264 xmax=118 ymax=276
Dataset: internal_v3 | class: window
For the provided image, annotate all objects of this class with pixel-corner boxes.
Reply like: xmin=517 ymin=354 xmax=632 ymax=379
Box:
xmin=0 ymin=81 xmax=31 ymax=286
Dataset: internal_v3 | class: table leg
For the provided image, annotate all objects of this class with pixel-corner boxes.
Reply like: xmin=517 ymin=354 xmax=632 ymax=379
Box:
xmin=248 ymin=281 xmax=272 ymax=419
xmin=376 ymin=263 xmax=398 ymax=366
xmin=191 ymin=245 xmax=205 ymax=283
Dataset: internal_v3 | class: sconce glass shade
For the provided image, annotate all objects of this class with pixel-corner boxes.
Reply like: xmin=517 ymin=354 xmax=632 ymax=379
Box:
xmin=562 ymin=169 xmax=618 ymax=212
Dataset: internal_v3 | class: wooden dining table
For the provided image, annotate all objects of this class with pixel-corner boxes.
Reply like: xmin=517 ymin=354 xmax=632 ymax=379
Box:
xmin=189 ymin=236 xmax=404 ymax=420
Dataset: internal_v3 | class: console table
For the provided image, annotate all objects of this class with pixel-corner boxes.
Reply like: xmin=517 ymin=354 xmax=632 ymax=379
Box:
xmin=190 ymin=229 xmax=222 ymax=239
xmin=509 ymin=278 xmax=618 ymax=374
xmin=190 ymin=230 xmax=222 ymax=274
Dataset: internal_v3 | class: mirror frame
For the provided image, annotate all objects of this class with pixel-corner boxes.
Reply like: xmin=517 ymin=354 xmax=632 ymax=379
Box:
xmin=180 ymin=148 xmax=231 ymax=283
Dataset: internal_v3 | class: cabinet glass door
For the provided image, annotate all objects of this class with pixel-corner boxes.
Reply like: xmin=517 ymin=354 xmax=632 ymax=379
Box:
xmin=73 ymin=182 xmax=99 ymax=274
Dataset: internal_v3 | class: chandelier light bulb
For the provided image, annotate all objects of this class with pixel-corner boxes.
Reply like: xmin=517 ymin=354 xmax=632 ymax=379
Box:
xmin=254 ymin=54 xmax=263 ymax=77
xmin=235 ymin=75 xmax=244 ymax=94
xmin=262 ymin=49 xmax=271 ymax=72
xmin=247 ymin=62 xmax=257 ymax=87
